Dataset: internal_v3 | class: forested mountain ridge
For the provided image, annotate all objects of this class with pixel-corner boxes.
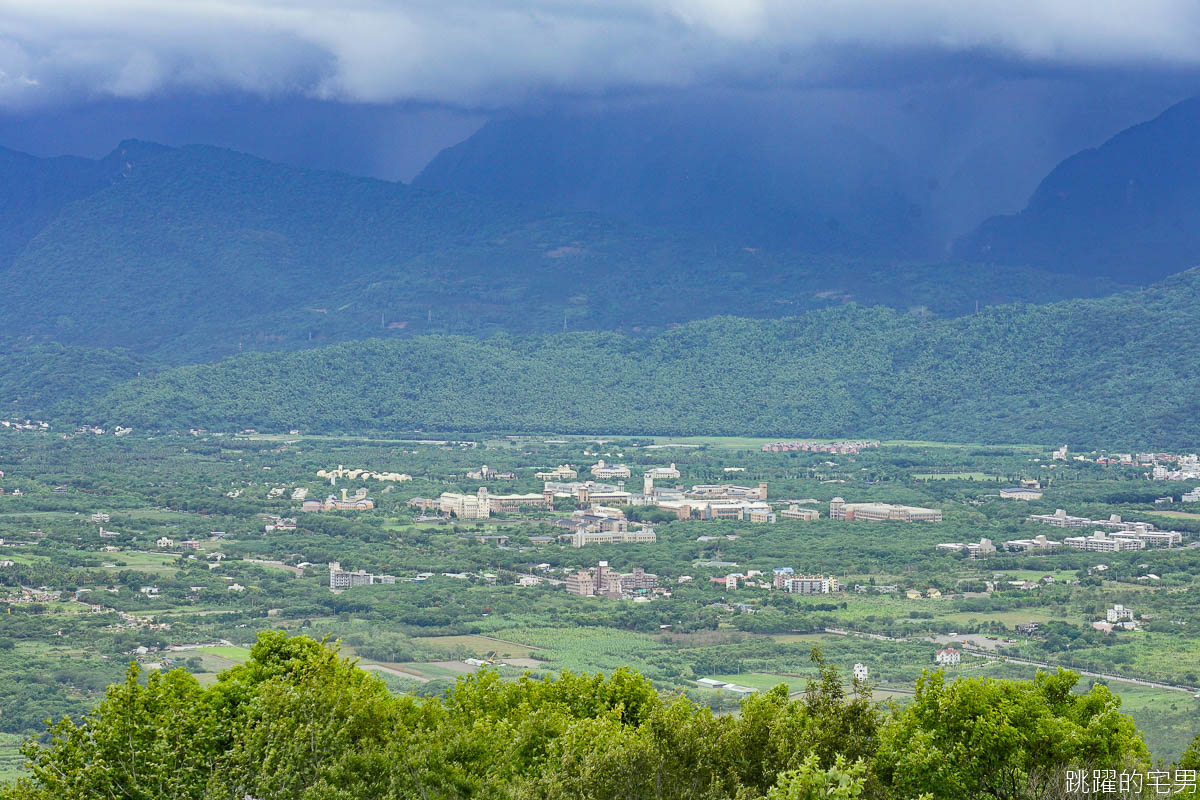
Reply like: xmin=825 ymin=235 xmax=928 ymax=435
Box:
xmin=48 ymin=267 xmax=1200 ymax=447
xmin=0 ymin=141 xmax=1125 ymax=363
xmin=414 ymin=103 xmax=935 ymax=257
xmin=958 ymin=95 xmax=1200 ymax=282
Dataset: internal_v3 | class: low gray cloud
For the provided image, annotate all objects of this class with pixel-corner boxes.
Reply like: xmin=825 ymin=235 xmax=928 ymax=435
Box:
xmin=2 ymin=0 xmax=1200 ymax=109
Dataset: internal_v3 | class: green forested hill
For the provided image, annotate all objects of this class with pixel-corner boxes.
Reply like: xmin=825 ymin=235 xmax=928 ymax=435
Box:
xmin=0 ymin=141 xmax=1123 ymax=363
xmin=958 ymin=96 xmax=1200 ymax=282
xmin=71 ymin=269 xmax=1200 ymax=447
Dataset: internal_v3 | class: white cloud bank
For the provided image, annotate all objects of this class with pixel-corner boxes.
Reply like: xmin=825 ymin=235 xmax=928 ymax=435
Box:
xmin=1 ymin=0 xmax=1199 ymax=108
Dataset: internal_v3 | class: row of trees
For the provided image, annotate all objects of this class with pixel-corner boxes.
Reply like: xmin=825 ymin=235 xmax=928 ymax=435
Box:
xmin=5 ymin=631 xmax=1191 ymax=800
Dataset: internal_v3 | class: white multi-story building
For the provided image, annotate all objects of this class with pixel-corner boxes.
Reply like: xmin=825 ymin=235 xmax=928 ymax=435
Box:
xmin=936 ymin=538 xmax=996 ymax=558
xmin=934 ymin=648 xmax=961 ymax=666
xmin=1003 ymin=535 xmax=1060 ymax=552
xmin=1106 ymin=604 xmax=1134 ymax=624
xmin=1026 ymin=509 xmax=1091 ymax=527
xmin=1110 ymin=530 xmax=1182 ymax=548
xmin=783 ymin=575 xmax=840 ymax=594
xmin=328 ymin=562 xmax=396 ymax=591
xmin=590 ymin=460 xmax=632 ymax=479
xmin=1064 ymin=531 xmax=1146 ymax=552
xmin=853 ymin=663 xmax=868 ymax=683
xmin=1183 ymin=486 xmax=1200 ymax=502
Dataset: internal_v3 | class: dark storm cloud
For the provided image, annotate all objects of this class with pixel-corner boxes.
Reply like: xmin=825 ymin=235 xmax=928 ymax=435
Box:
xmin=2 ymin=0 xmax=1200 ymax=109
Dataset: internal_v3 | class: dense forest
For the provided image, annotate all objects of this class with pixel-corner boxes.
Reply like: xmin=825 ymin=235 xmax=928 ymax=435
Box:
xmin=3 ymin=631 xmax=1191 ymax=800
xmin=21 ymin=267 xmax=1192 ymax=447
xmin=0 ymin=141 xmax=1124 ymax=363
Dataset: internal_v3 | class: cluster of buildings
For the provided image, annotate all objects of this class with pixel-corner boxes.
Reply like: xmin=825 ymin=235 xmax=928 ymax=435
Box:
xmin=263 ymin=516 xmax=297 ymax=532
xmin=1026 ymin=509 xmax=1152 ymax=530
xmin=1003 ymin=534 xmax=1060 ymax=552
xmin=416 ymin=487 xmax=554 ymax=519
xmin=1 ymin=419 xmax=49 ymax=432
xmin=316 ymin=465 xmax=411 ymax=483
xmin=771 ymin=567 xmax=840 ymax=594
xmin=590 ymin=460 xmax=632 ymax=479
xmin=936 ymin=538 xmax=996 ymax=558
xmin=1094 ymin=604 xmax=1139 ymax=632
xmin=1025 ymin=510 xmax=1183 ymax=549
xmin=1151 ymin=455 xmax=1200 ymax=481
xmin=760 ymin=440 xmax=879 ymax=454
xmin=466 ymin=464 xmax=516 ymax=481
xmin=1063 ymin=530 xmax=1181 ymax=552
xmin=1183 ymin=486 xmax=1200 ymax=503
xmin=829 ymin=498 xmax=942 ymax=522
xmin=535 ymin=465 xmax=578 ymax=481
xmin=565 ymin=561 xmax=659 ymax=598
xmin=301 ymin=488 xmax=375 ymax=512
xmin=542 ymin=476 xmax=774 ymax=523
xmin=554 ymin=507 xmax=658 ymax=547
xmin=328 ymin=562 xmax=397 ymax=591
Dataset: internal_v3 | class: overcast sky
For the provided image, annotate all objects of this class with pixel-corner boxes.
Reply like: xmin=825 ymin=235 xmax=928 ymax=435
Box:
xmin=3 ymin=0 xmax=1200 ymax=109
xmin=1 ymin=0 xmax=1198 ymax=200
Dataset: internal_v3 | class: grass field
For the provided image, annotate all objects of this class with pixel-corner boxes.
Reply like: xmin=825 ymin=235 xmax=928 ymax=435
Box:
xmin=413 ymin=634 xmax=539 ymax=659
xmin=393 ymin=662 xmax=471 ymax=680
xmin=937 ymin=608 xmax=1084 ymax=628
xmin=1146 ymin=510 xmax=1200 ymax=520
xmin=192 ymin=645 xmax=252 ymax=673
xmin=99 ymin=551 xmax=179 ymax=575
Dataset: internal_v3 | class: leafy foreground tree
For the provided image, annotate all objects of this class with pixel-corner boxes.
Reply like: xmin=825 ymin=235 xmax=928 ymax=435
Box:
xmin=0 ymin=634 xmax=1165 ymax=800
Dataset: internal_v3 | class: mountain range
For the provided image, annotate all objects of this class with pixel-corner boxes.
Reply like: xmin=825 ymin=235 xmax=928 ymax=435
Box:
xmin=3 ymin=94 xmax=1200 ymax=443
xmin=0 ymin=138 xmax=1129 ymax=363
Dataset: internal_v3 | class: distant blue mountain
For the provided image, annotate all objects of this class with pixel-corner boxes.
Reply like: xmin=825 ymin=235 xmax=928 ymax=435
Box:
xmin=957 ymin=97 xmax=1200 ymax=282
xmin=414 ymin=102 xmax=935 ymax=258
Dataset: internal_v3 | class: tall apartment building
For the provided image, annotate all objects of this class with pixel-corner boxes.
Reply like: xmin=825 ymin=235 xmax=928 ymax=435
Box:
xmin=783 ymin=575 xmax=840 ymax=594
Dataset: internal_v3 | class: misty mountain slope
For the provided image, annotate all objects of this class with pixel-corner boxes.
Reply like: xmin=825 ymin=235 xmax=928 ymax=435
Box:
xmin=414 ymin=103 xmax=935 ymax=258
xmin=957 ymin=96 xmax=1200 ymax=282
xmin=75 ymin=268 xmax=1200 ymax=447
xmin=0 ymin=141 xmax=170 ymax=271
xmin=0 ymin=140 xmax=1125 ymax=362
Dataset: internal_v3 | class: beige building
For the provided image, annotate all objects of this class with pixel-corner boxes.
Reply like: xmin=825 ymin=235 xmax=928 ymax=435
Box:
xmin=440 ymin=488 xmax=491 ymax=519
xmin=590 ymin=460 xmax=632 ymax=479
xmin=780 ymin=505 xmax=820 ymax=521
xmin=829 ymin=497 xmax=942 ymax=522
xmin=535 ymin=465 xmax=578 ymax=481
xmin=573 ymin=528 xmax=657 ymax=547
xmin=487 ymin=492 xmax=553 ymax=513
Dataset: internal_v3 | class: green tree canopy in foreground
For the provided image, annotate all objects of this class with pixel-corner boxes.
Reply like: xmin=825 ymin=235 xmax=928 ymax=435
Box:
xmin=0 ymin=634 xmax=1172 ymax=800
